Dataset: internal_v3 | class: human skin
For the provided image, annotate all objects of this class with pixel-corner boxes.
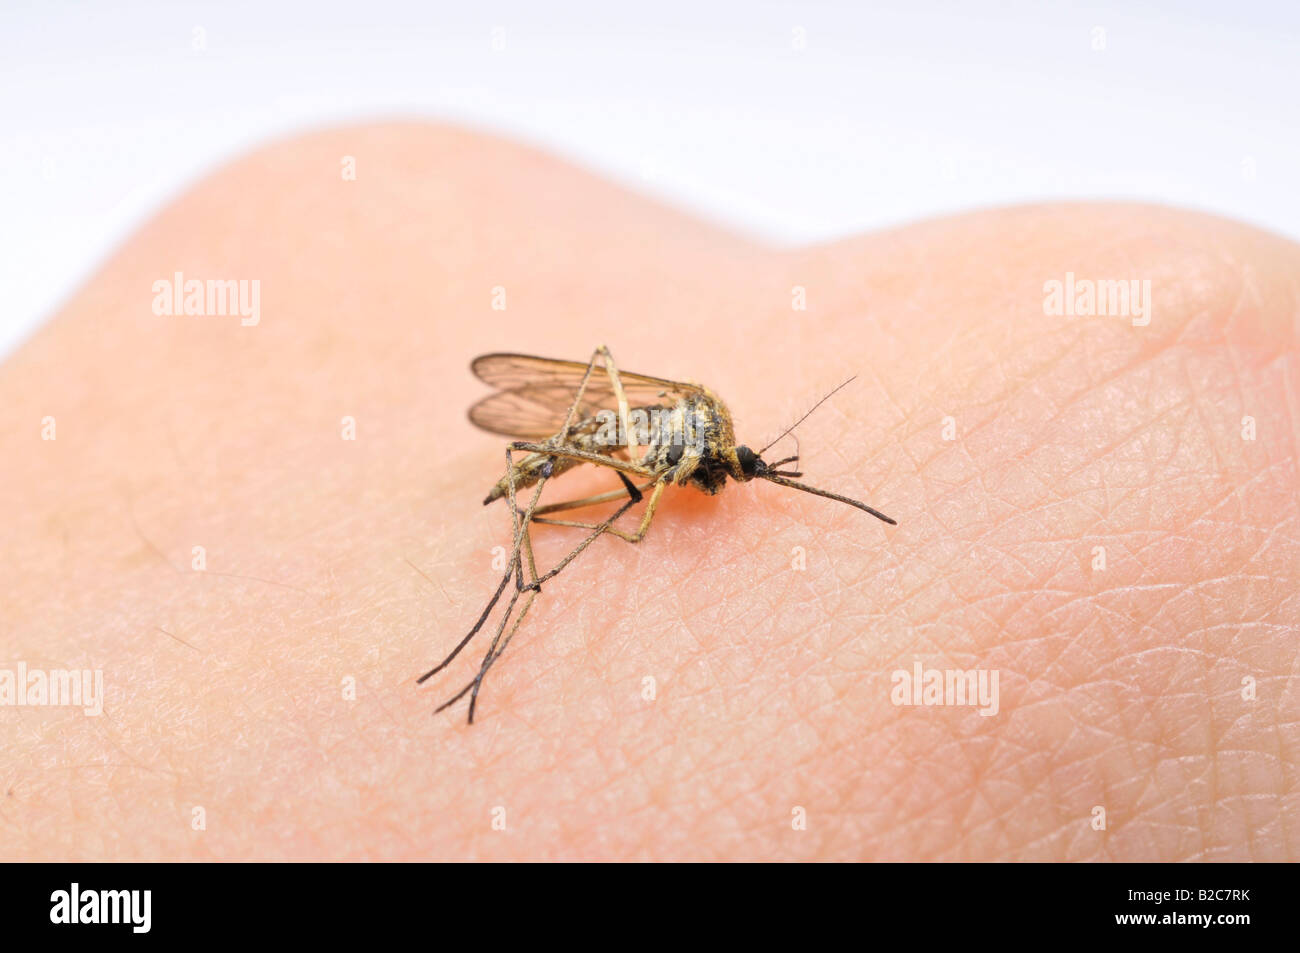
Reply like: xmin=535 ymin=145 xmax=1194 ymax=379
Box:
xmin=0 ymin=124 xmax=1296 ymax=861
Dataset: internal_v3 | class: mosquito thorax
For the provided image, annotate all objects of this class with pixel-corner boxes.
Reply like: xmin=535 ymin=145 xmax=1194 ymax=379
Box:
xmin=656 ymin=438 xmax=723 ymax=493
xmin=683 ymin=442 xmax=761 ymax=494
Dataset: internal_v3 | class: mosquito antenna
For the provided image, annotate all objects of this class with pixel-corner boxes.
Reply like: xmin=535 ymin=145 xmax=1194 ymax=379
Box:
xmin=759 ymin=472 xmax=897 ymax=525
xmin=757 ymin=376 xmax=856 ymax=457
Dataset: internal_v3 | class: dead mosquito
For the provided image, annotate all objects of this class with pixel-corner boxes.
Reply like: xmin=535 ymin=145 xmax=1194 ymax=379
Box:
xmin=418 ymin=345 xmax=896 ymax=723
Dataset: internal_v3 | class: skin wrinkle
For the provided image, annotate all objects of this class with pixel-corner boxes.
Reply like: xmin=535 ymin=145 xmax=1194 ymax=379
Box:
xmin=1 ymin=124 xmax=1297 ymax=860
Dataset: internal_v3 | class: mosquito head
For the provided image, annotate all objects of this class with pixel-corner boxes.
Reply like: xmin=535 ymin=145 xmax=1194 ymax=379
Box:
xmin=734 ymin=445 xmax=761 ymax=481
xmin=729 ymin=444 xmax=796 ymax=482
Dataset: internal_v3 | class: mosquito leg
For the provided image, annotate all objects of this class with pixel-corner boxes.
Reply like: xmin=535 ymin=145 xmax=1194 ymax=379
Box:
xmin=462 ymin=504 xmax=631 ymax=720
xmin=439 ymin=473 xmax=641 ymax=722
xmin=531 ymin=517 xmax=649 ymax=543
xmin=532 ymin=479 xmax=665 ymax=544
xmin=593 ymin=345 xmax=638 ymax=462
xmin=433 ymin=582 xmax=527 ymax=716
xmin=526 ymin=473 xmax=646 ymax=588
xmin=415 ymin=561 xmax=514 ymax=684
xmin=436 ymin=469 xmax=642 ymax=720
xmin=498 ymin=344 xmax=608 ymax=589
xmin=532 ymin=481 xmax=655 ymax=516
xmin=502 ymin=345 xmax=630 ymax=503
xmin=504 ymin=443 xmax=545 ymax=592
xmin=507 ymin=442 xmax=658 ymax=481
xmin=464 ymin=578 xmax=540 ymax=723
xmin=553 ymin=346 xmax=605 ymax=444
xmin=433 ymin=501 xmax=542 ymax=722
xmin=623 ymin=479 xmax=666 ymax=541
xmin=766 ymin=453 xmax=803 ymax=477
xmin=434 ymin=560 xmax=559 ymax=722
xmin=418 ymin=445 xmax=548 ymax=685
xmin=459 ymin=477 xmax=656 ymax=720
xmin=499 ymin=345 xmax=617 ymax=529
xmin=518 ymin=498 xmax=541 ymax=586
xmin=462 ymin=472 xmax=646 ymax=706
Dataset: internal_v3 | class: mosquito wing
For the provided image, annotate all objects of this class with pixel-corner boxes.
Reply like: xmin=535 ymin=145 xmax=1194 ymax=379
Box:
xmin=467 ymin=353 xmax=703 ymax=439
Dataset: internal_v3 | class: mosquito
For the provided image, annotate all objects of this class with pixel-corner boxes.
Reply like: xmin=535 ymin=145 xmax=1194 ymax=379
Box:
xmin=418 ymin=345 xmax=896 ymax=723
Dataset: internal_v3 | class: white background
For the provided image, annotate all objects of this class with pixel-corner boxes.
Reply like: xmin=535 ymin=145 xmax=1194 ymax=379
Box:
xmin=2 ymin=0 xmax=1296 ymax=359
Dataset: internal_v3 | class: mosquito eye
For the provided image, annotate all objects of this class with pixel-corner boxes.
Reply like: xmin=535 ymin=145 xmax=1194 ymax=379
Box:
xmin=736 ymin=445 xmax=758 ymax=476
xmin=665 ymin=443 xmax=684 ymax=466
